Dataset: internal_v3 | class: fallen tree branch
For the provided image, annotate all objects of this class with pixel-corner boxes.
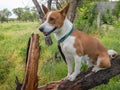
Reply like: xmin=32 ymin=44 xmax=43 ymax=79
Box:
xmin=38 ymin=55 xmax=120 ymax=90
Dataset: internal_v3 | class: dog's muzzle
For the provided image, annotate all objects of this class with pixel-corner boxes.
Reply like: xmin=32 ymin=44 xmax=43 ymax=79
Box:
xmin=39 ymin=27 xmax=44 ymax=32
xmin=39 ymin=27 xmax=57 ymax=36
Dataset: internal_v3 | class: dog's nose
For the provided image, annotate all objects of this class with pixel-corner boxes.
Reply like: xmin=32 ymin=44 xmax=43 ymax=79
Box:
xmin=39 ymin=27 xmax=44 ymax=32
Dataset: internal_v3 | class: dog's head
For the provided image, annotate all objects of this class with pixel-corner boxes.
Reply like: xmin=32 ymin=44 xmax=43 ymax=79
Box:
xmin=39 ymin=3 xmax=69 ymax=36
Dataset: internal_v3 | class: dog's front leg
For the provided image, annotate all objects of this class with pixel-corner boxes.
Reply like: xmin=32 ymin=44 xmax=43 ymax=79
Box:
xmin=68 ymin=55 xmax=82 ymax=81
xmin=65 ymin=58 xmax=73 ymax=78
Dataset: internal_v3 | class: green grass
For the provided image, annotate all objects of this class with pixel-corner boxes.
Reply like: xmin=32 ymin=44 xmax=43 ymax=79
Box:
xmin=0 ymin=21 xmax=120 ymax=90
xmin=0 ymin=21 xmax=40 ymax=90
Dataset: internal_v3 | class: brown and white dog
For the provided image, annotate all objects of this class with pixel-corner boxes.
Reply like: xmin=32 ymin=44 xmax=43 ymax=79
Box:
xmin=39 ymin=4 xmax=118 ymax=81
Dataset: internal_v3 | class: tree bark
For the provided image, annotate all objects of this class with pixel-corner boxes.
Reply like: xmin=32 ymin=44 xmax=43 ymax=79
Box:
xmin=55 ymin=0 xmax=62 ymax=9
xmin=47 ymin=0 xmax=53 ymax=10
xmin=67 ymin=0 xmax=82 ymax=22
xmin=21 ymin=34 xmax=40 ymax=90
xmin=32 ymin=0 xmax=44 ymax=22
xmin=38 ymin=55 xmax=120 ymax=90
xmin=97 ymin=12 xmax=101 ymax=30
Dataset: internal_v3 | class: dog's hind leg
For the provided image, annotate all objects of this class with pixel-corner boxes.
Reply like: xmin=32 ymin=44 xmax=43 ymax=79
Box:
xmin=92 ymin=55 xmax=111 ymax=72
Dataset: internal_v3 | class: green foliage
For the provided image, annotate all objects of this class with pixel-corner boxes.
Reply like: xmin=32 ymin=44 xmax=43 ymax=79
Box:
xmin=12 ymin=7 xmax=38 ymax=21
xmin=74 ymin=2 xmax=97 ymax=31
xmin=0 ymin=8 xmax=12 ymax=22
xmin=75 ymin=1 xmax=120 ymax=31
xmin=19 ymin=47 xmax=27 ymax=60
xmin=40 ymin=60 xmax=67 ymax=84
xmin=12 ymin=8 xmax=23 ymax=21
xmin=0 ymin=57 xmax=11 ymax=83
xmin=101 ymin=9 xmax=115 ymax=25
xmin=92 ymin=29 xmax=120 ymax=53
xmin=0 ymin=33 xmax=5 ymax=41
xmin=100 ymin=1 xmax=120 ymax=25
xmin=113 ymin=1 xmax=120 ymax=19
xmin=0 ymin=22 xmax=39 ymax=90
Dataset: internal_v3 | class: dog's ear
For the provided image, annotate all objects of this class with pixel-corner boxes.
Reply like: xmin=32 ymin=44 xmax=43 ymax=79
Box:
xmin=42 ymin=4 xmax=49 ymax=14
xmin=60 ymin=3 xmax=70 ymax=17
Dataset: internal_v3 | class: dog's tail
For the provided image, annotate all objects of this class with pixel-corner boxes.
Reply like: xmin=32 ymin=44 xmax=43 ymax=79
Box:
xmin=108 ymin=50 xmax=118 ymax=59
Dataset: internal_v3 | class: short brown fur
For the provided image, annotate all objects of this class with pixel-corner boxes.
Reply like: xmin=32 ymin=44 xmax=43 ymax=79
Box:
xmin=71 ymin=30 xmax=111 ymax=68
xmin=48 ymin=11 xmax=65 ymax=28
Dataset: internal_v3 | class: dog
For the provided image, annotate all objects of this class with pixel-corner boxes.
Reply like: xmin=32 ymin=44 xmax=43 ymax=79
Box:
xmin=39 ymin=3 xmax=118 ymax=81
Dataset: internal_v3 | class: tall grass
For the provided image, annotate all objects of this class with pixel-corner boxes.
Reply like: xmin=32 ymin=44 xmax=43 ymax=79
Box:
xmin=0 ymin=22 xmax=40 ymax=90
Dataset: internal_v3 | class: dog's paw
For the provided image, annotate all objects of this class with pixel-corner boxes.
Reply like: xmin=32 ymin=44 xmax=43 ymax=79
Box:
xmin=92 ymin=66 xmax=105 ymax=73
xmin=67 ymin=75 xmax=76 ymax=81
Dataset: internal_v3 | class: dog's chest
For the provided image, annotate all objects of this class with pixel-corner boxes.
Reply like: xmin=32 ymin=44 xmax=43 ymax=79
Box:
xmin=60 ymin=36 xmax=94 ymax=65
xmin=60 ymin=36 xmax=76 ymax=56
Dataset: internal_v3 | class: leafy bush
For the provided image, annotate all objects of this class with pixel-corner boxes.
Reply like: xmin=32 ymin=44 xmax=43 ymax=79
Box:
xmin=113 ymin=1 xmax=120 ymax=19
xmin=74 ymin=2 xmax=97 ymax=31
xmin=101 ymin=9 xmax=115 ymax=25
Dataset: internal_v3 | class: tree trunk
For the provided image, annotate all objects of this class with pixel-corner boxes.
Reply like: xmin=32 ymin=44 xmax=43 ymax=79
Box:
xmin=32 ymin=0 xmax=44 ymax=22
xmin=21 ymin=34 xmax=40 ymax=90
xmin=97 ymin=12 xmax=101 ymax=30
xmin=38 ymin=55 xmax=120 ymax=90
xmin=47 ymin=0 xmax=53 ymax=10
xmin=67 ymin=0 xmax=81 ymax=22
xmin=55 ymin=0 xmax=62 ymax=9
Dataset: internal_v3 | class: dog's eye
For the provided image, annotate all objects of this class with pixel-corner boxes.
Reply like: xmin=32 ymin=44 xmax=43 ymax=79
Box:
xmin=49 ymin=17 xmax=55 ymax=22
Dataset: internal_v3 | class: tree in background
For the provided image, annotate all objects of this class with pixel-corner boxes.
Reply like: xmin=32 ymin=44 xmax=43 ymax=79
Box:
xmin=12 ymin=8 xmax=23 ymax=21
xmin=0 ymin=8 xmax=12 ymax=23
xmin=66 ymin=0 xmax=81 ymax=22
xmin=47 ymin=0 xmax=53 ymax=10
xmin=74 ymin=2 xmax=97 ymax=30
xmin=113 ymin=1 xmax=120 ymax=19
xmin=20 ymin=7 xmax=32 ymax=21
xmin=12 ymin=7 xmax=38 ymax=22
xmin=31 ymin=7 xmax=39 ymax=21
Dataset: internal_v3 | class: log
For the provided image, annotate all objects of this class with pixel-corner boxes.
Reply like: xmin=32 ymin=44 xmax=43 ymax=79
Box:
xmin=21 ymin=34 xmax=40 ymax=90
xmin=38 ymin=55 xmax=120 ymax=90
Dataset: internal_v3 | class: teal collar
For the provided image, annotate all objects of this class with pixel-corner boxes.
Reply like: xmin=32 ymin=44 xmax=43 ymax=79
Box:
xmin=58 ymin=26 xmax=74 ymax=44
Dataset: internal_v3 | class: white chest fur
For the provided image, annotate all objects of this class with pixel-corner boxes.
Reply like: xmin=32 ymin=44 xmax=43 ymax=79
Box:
xmin=60 ymin=36 xmax=76 ymax=56
xmin=54 ymin=18 xmax=73 ymax=41
xmin=61 ymin=36 xmax=93 ymax=66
